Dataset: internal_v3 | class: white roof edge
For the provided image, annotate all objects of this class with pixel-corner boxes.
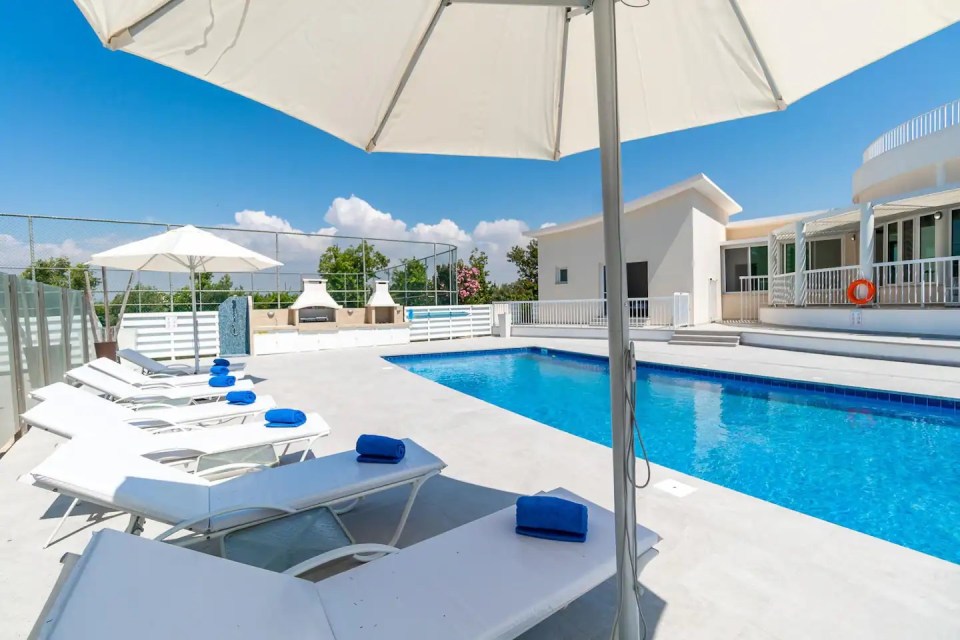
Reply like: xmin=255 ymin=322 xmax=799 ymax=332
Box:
xmin=527 ymin=173 xmax=742 ymax=239
xmin=725 ymin=210 xmax=827 ymax=228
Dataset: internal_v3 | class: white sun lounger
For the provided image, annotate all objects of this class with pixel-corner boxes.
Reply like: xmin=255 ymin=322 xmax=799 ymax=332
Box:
xmin=31 ymin=382 xmax=275 ymax=428
xmin=21 ymin=396 xmax=330 ymax=461
xmin=21 ymin=397 xmax=330 ymax=547
xmin=88 ymin=357 xmax=246 ymax=387
xmin=30 ymin=489 xmax=659 ymax=640
xmin=66 ymin=365 xmax=254 ymax=404
xmin=119 ymin=348 xmax=246 ymax=375
xmin=21 ymin=437 xmax=444 ymax=558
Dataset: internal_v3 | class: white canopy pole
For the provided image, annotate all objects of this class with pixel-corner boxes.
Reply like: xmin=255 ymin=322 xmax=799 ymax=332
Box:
xmin=189 ymin=263 xmax=200 ymax=374
xmin=593 ymin=1 xmax=640 ymax=637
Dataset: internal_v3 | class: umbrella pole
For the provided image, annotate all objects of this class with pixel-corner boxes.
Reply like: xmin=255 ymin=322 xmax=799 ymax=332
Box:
xmin=594 ymin=1 xmax=641 ymax=638
xmin=190 ymin=265 xmax=200 ymax=374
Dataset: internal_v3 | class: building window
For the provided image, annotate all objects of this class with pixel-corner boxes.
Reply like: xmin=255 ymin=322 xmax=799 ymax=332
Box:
xmin=784 ymin=243 xmax=796 ymax=273
xmin=952 ymin=210 xmax=960 ymax=258
xmin=919 ymin=214 xmax=936 ymax=259
xmin=750 ymin=246 xmax=768 ymax=278
xmin=556 ymin=267 xmax=568 ymax=285
xmin=809 ymin=238 xmax=842 ymax=270
xmin=723 ymin=244 xmax=767 ymax=292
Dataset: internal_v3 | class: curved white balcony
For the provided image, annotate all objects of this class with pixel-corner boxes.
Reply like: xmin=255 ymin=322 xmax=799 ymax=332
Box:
xmin=863 ymin=99 xmax=960 ymax=162
xmin=853 ymin=99 xmax=960 ymax=204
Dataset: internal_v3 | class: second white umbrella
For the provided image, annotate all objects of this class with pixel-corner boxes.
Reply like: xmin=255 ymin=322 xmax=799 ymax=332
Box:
xmin=89 ymin=225 xmax=282 ymax=373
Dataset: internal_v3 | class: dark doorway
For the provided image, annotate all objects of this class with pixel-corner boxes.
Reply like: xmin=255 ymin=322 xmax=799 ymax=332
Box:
xmin=626 ymin=261 xmax=649 ymax=298
xmin=601 ymin=262 xmax=649 ymax=299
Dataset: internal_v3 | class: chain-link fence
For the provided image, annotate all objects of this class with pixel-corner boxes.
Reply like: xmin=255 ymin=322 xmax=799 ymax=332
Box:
xmin=0 ymin=213 xmax=458 ymax=312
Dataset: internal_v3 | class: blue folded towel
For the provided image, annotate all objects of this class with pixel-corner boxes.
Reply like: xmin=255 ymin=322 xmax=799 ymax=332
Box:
xmin=356 ymin=434 xmax=405 ymax=464
xmin=213 ymin=358 xmax=231 ymax=367
xmin=225 ymin=390 xmax=256 ymax=405
xmin=208 ymin=375 xmax=236 ymax=388
xmin=264 ymin=408 xmax=307 ymax=428
xmin=209 ymin=365 xmax=230 ymax=375
xmin=515 ymin=496 xmax=588 ymax=543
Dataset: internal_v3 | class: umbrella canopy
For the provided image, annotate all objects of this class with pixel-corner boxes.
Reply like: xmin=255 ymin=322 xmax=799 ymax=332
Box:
xmin=74 ymin=0 xmax=958 ymax=159
xmin=89 ymin=224 xmax=281 ymax=273
xmin=72 ymin=2 xmax=960 ymax=637
xmin=89 ymin=225 xmax=281 ymax=372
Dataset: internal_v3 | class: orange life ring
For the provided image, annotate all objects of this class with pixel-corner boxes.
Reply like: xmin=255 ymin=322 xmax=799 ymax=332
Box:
xmin=846 ymin=279 xmax=876 ymax=305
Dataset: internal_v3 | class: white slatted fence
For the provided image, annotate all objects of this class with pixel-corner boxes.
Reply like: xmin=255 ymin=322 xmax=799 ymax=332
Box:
xmin=407 ymin=305 xmax=492 ymax=341
xmin=117 ymin=311 xmax=220 ymax=360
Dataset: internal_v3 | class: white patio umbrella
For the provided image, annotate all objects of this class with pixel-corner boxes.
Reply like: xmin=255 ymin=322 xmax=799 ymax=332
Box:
xmin=72 ymin=1 xmax=959 ymax=635
xmin=88 ymin=225 xmax=281 ymax=373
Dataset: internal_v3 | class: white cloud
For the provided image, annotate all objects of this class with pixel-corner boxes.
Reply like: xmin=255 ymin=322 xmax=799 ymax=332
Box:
xmin=0 ymin=234 xmax=91 ymax=272
xmin=470 ymin=218 xmax=531 ymax=281
xmin=323 ymin=196 xmax=409 ymax=240
xmin=540 ymin=222 xmax=557 ymax=229
xmin=410 ymin=219 xmax=472 ymax=249
xmin=223 ymin=197 xmax=538 ymax=282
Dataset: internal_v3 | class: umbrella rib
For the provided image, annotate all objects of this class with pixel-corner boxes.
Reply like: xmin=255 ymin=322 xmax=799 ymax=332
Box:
xmin=365 ymin=0 xmax=449 ymax=152
xmin=552 ymin=8 xmax=572 ymax=161
xmin=102 ymin=0 xmax=178 ymax=47
xmin=727 ymin=0 xmax=786 ymax=110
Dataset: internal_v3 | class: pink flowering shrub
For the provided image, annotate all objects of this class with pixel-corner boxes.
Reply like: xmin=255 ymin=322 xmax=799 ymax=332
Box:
xmin=457 ymin=264 xmax=482 ymax=301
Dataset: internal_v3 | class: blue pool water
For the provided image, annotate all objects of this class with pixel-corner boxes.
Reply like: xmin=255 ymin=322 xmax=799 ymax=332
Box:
xmin=387 ymin=348 xmax=960 ymax=564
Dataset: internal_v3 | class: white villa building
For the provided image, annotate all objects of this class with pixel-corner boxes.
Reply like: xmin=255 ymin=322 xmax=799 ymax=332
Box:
xmin=529 ymin=99 xmax=960 ymax=337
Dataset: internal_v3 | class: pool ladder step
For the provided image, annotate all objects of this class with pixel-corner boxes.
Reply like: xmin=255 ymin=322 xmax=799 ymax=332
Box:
xmin=669 ymin=330 xmax=741 ymax=347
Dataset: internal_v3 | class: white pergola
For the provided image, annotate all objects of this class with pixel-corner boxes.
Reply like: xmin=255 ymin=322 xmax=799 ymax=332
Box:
xmin=768 ymin=184 xmax=960 ymax=305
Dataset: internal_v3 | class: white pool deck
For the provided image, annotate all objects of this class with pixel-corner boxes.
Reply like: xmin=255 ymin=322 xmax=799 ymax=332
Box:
xmin=1 ymin=338 xmax=959 ymax=639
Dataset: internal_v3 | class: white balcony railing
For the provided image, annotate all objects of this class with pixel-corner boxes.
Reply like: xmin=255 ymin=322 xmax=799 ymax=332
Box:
xmin=738 ymin=275 xmax=768 ymax=322
xmin=804 ymin=265 xmax=861 ymax=306
xmin=863 ymin=98 xmax=960 ymax=162
xmin=766 ymin=256 xmax=960 ymax=308
xmin=770 ymin=273 xmax=795 ymax=306
xmin=872 ymin=256 xmax=960 ymax=306
xmin=502 ymin=295 xmax=689 ymax=329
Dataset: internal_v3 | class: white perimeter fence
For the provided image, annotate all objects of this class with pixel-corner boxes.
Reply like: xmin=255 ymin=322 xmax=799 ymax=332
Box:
xmin=407 ymin=305 xmax=493 ymax=342
xmin=112 ymin=293 xmax=691 ymax=355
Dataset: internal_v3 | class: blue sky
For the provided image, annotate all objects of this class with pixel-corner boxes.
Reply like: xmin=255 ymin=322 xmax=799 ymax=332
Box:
xmin=1 ymin=4 xmax=959 ymax=279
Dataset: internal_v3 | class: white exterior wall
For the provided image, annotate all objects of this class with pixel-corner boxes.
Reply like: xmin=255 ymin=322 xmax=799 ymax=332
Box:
xmin=759 ymin=306 xmax=960 ymax=338
xmin=537 ymin=225 xmax=604 ymax=301
xmin=690 ymin=192 xmax=726 ymax=324
xmin=537 ymin=191 xmax=728 ymax=325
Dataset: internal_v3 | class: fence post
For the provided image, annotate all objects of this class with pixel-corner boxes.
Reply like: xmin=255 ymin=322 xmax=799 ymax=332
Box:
xmin=7 ymin=276 xmax=28 ymax=440
xmin=81 ymin=292 xmax=90 ymax=362
xmin=36 ymin=285 xmax=51 ymax=386
xmin=27 ymin=217 xmax=36 ymax=282
xmin=61 ymin=287 xmax=71 ymax=369
xmin=275 ymin=232 xmax=281 ymax=309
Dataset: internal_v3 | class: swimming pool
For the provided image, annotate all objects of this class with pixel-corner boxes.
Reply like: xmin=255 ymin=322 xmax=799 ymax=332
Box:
xmin=386 ymin=347 xmax=960 ymax=564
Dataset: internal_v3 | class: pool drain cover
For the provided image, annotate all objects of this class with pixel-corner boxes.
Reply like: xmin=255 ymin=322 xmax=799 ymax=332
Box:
xmin=654 ymin=479 xmax=697 ymax=498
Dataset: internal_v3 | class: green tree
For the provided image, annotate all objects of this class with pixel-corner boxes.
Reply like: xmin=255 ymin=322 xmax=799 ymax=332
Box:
xmin=434 ymin=261 xmax=455 ymax=305
xmin=172 ymin=273 xmax=241 ymax=311
xmin=390 ymin=258 xmax=430 ymax=306
xmin=21 ymin=257 xmax=98 ymax=291
xmin=505 ymin=239 xmax=538 ymax=300
xmin=96 ymin=284 xmax=170 ymax=323
xmin=252 ymin=290 xmax=297 ymax=310
xmin=317 ymin=241 xmax=389 ymax=307
xmin=489 ymin=280 xmax=534 ymax=302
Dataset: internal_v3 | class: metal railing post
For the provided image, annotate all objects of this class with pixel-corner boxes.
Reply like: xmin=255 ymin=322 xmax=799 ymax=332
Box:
xmin=81 ymin=292 xmax=90 ymax=362
xmin=36 ymin=284 xmax=51 ymax=386
xmin=61 ymin=287 xmax=71 ymax=369
xmin=275 ymin=232 xmax=281 ymax=310
xmin=7 ymin=276 xmax=28 ymax=440
xmin=27 ymin=217 xmax=36 ymax=282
